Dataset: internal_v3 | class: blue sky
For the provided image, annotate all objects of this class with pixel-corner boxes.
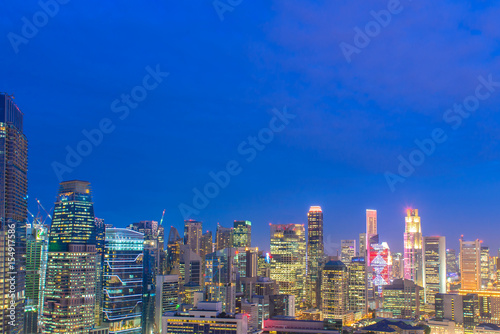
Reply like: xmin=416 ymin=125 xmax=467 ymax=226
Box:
xmin=2 ymin=0 xmax=500 ymax=254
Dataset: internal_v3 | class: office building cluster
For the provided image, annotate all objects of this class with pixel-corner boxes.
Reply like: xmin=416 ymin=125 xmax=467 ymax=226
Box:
xmin=2 ymin=93 xmax=500 ymax=334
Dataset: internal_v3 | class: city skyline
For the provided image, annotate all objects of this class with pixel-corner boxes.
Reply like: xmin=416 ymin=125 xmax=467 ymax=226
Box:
xmin=4 ymin=1 xmax=500 ymax=333
xmin=2 ymin=1 xmax=500 ymax=259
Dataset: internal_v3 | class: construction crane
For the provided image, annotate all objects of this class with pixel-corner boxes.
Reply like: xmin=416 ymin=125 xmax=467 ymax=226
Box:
xmin=27 ymin=199 xmax=52 ymax=229
xmin=36 ymin=198 xmax=53 ymax=220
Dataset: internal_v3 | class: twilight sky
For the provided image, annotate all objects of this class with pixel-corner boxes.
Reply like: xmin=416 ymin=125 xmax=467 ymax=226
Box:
xmin=2 ymin=0 xmax=500 ymax=254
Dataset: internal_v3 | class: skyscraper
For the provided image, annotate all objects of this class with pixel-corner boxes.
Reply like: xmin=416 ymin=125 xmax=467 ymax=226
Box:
xmin=368 ymin=242 xmax=392 ymax=288
xmin=271 ymin=223 xmax=306 ymax=310
xmin=366 ymin=209 xmax=379 ymax=252
xmin=422 ymin=236 xmax=446 ymax=305
xmin=127 ymin=221 xmax=163 ymax=334
xmin=94 ymin=217 xmax=106 ymax=327
xmin=446 ymin=249 xmax=459 ymax=279
xmin=306 ymin=206 xmax=324 ymax=309
xmin=481 ymin=246 xmax=490 ymax=288
xmin=322 ymin=260 xmax=349 ymax=324
xmin=200 ymin=231 xmax=213 ymax=258
xmin=392 ymin=252 xmax=403 ymax=280
xmin=155 ymin=274 xmax=179 ymax=333
xmin=184 ymin=220 xmax=203 ymax=255
xmin=43 ymin=180 xmax=97 ymax=333
xmin=233 ymin=220 xmax=252 ymax=248
xmin=0 ymin=93 xmax=28 ymax=334
xmin=404 ymin=209 xmax=423 ymax=285
xmin=103 ymin=228 xmax=144 ymax=334
xmin=166 ymin=226 xmax=182 ymax=275
xmin=348 ymin=257 xmax=367 ymax=314
xmin=179 ymin=245 xmax=203 ymax=287
xmin=205 ymin=248 xmax=238 ymax=313
xmin=341 ymin=240 xmax=357 ymax=264
xmin=24 ymin=223 xmax=49 ymax=334
xmin=215 ymin=224 xmax=233 ymax=251
xmin=382 ymin=279 xmax=424 ymax=319
xmin=359 ymin=233 xmax=367 ymax=258
xmin=460 ymin=237 xmax=481 ymax=291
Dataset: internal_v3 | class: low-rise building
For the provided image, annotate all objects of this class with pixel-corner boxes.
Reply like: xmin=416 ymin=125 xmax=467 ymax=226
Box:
xmin=262 ymin=318 xmax=340 ymax=334
xmin=475 ymin=323 xmax=500 ymax=334
xmin=359 ymin=319 xmax=424 ymax=334
xmin=162 ymin=301 xmax=248 ymax=334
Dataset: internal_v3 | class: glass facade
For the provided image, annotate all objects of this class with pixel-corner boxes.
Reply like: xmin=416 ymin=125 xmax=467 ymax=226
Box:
xmin=270 ymin=223 xmax=306 ymax=311
xmin=0 ymin=93 xmax=28 ymax=334
xmin=348 ymin=257 xmax=367 ymax=314
xmin=43 ymin=180 xmax=97 ymax=333
xmin=205 ymin=248 xmax=238 ymax=313
xmin=382 ymin=279 xmax=424 ymax=319
xmin=103 ymin=228 xmax=144 ymax=334
xmin=306 ymin=206 xmax=323 ymax=309
xmin=322 ymin=260 xmax=348 ymax=321
xmin=215 ymin=224 xmax=233 ymax=251
xmin=24 ymin=223 xmax=49 ymax=334
xmin=404 ymin=209 xmax=423 ymax=285
xmin=233 ymin=220 xmax=251 ymax=248
xmin=166 ymin=227 xmax=182 ymax=275
xmin=126 ymin=221 xmax=163 ymax=334
xmin=422 ymin=236 xmax=446 ymax=305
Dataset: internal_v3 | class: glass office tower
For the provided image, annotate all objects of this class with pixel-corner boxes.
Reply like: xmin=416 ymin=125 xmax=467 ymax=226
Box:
xmin=0 ymin=93 xmax=28 ymax=334
xmin=43 ymin=180 xmax=97 ymax=333
xmin=306 ymin=206 xmax=324 ymax=309
xmin=103 ymin=228 xmax=144 ymax=334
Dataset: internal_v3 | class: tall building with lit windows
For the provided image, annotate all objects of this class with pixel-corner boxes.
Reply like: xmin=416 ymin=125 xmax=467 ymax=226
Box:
xmin=366 ymin=210 xmax=379 ymax=261
xmin=368 ymin=242 xmax=392 ymax=288
xmin=404 ymin=209 xmax=423 ymax=285
xmin=126 ymin=221 xmax=163 ymax=334
xmin=322 ymin=260 xmax=349 ymax=324
xmin=0 ymin=93 xmax=28 ymax=334
xmin=205 ymin=247 xmax=238 ymax=313
xmin=306 ymin=206 xmax=324 ymax=309
xmin=200 ymin=231 xmax=213 ymax=258
xmin=215 ymin=224 xmax=233 ymax=251
xmin=233 ymin=220 xmax=251 ymax=248
xmin=166 ymin=227 xmax=182 ymax=275
xmin=341 ymin=240 xmax=357 ymax=264
xmin=422 ymin=236 xmax=446 ymax=306
xmin=155 ymin=275 xmax=179 ymax=333
xmin=43 ymin=180 xmax=97 ymax=333
xmin=348 ymin=257 xmax=367 ymax=314
xmin=481 ymin=246 xmax=490 ymax=288
xmin=460 ymin=237 xmax=481 ymax=291
xmin=24 ymin=223 xmax=49 ymax=334
xmin=446 ymin=249 xmax=459 ymax=279
xmin=271 ymin=223 xmax=306 ymax=310
xmin=184 ymin=220 xmax=203 ymax=255
xmin=103 ymin=228 xmax=144 ymax=334
xmin=94 ymin=217 xmax=106 ymax=327
xmin=359 ymin=233 xmax=367 ymax=258
xmin=382 ymin=279 xmax=424 ymax=319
